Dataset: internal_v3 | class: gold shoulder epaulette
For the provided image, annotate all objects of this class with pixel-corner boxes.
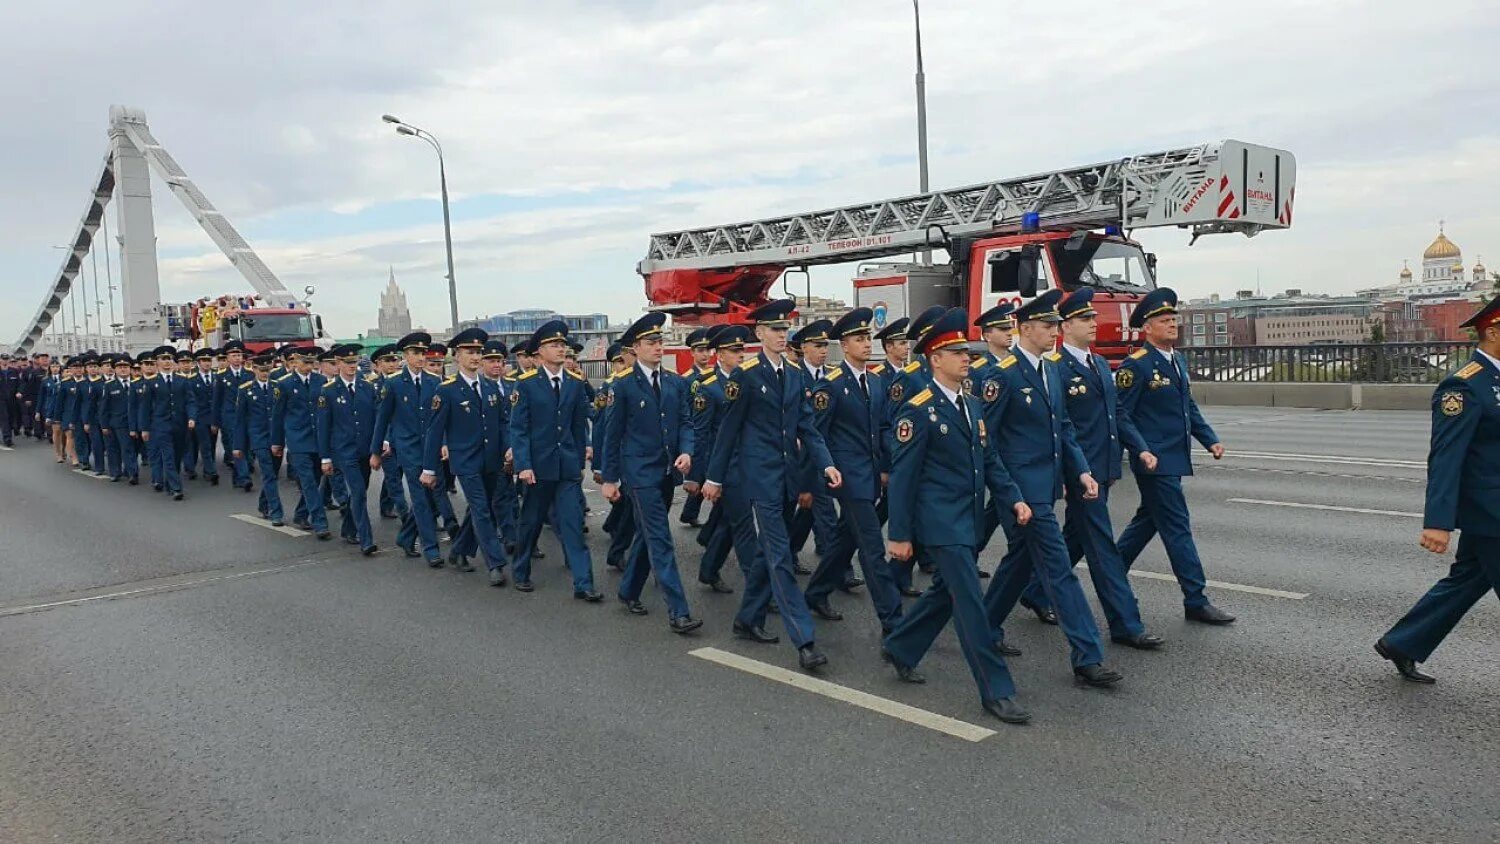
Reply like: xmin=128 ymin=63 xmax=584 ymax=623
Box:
xmin=870 ymin=363 xmax=886 ymax=375
xmin=1128 ymin=348 xmax=1149 ymax=360
xmin=903 ymin=361 xmax=922 ymax=373
xmin=518 ymin=369 xmax=539 ymax=380
xmin=322 ymin=381 xmax=339 ymax=390
xmin=1044 ymin=351 xmax=1062 ymax=362
xmin=908 ymin=388 xmax=933 ymax=407
xmin=239 ymin=382 xmax=254 ymax=390
xmin=1456 ymin=362 xmax=1483 ymax=380
xmin=825 ymin=367 xmax=843 ymax=381
xmin=276 ymin=374 xmax=293 ymax=382
xmin=702 ymin=375 xmax=717 ymax=386
xmin=442 ymin=376 xmax=458 ymax=386
xmin=972 ymin=358 xmax=990 ymax=370
xmin=566 ymin=368 xmax=586 ymax=381
xmin=364 ymin=373 xmax=380 ymax=382
xmin=999 ymin=356 xmax=1017 ymax=369
xmin=739 ymin=358 xmax=760 ymax=371
xmin=699 ymin=365 xmax=714 ymax=376
xmin=603 ymin=374 xmax=615 ymax=385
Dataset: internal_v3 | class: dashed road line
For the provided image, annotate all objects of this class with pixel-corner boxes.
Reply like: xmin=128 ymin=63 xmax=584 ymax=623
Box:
xmin=689 ymin=647 xmax=997 ymax=742
xmin=1228 ymin=498 xmax=1421 ymax=519
xmin=229 ymin=513 xmax=311 ymax=537
xmin=0 ymin=561 xmax=325 ymax=618
xmin=1221 ymin=450 xmax=1424 ymax=469
xmin=1077 ymin=563 xmax=1309 ymax=600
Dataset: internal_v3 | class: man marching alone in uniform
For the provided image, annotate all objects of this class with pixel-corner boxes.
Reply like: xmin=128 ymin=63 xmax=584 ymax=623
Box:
xmin=508 ymin=321 xmax=598 ymax=596
xmin=234 ymin=354 xmax=285 ymax=525
xmin=1376 ymin=296 xmax=1500 ymax=683
xmin=601 ymin=312 xmax=700 ymax=630
xmin=703 ymin=299 xmax=844 ymax=671
xmin=318 ymin=344 xmax=379 ymax=555
xmin=804 ymin=307 xmax=905 ymax=634
xmin=881 ymin=307 xmax=1034 ymax=725
xmin=374 ymin=332 xmax=445 ymax=567
xmin=272 ymin=347 xmax=332 ymax=540
xmin=1113 ymin=287 xmax=1236 ymax=625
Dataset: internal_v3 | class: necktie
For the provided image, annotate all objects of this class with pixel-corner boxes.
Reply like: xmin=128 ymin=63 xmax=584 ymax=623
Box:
xmin=775 ymin=366 xmax=784 ymax=392
xmin=1038 ymin=360 xmax=1049 ymax=399
xmin=651 ymin=369 xmax=660 ymax=398
xmin=552 ymin=376 xmax=561 ymax=400
xmin=956 ymin=394 xmax=970 ymax=430
xmin=856 ymin=372 xmax=868 ymax=400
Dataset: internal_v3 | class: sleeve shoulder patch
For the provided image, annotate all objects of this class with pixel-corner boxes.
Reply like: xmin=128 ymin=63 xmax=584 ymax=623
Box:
xmin=1128 ymin=348 xmax=1149 ymax=360
xmin=1456 ymin=362 xmax=1483 ymax=380
xmin=739 ymin=358 xmax=760 ymax=371
xmin=998 ymin=356 xmax=1017 ymax=369
xmin=908 ymin=388 xmax=933 ymax=407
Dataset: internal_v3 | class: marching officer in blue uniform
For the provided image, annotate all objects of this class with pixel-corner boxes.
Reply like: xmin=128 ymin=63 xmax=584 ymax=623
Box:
xmin=367 ymin=345 xmax=409 ymax=521
xmin=970 ymin=302 xmax=1022 ymax=575
xmin=447 ymin=339 xmax=520 ymax=577
xmin=483 ymin=340 xmax=519 ymax=555
xmin=272 ymin=346 xmax=332 ymax=539
xmin=128 ymin=354 xmax=154 ymax=479
xmin=880 ymin=307 xmax=1034 ymax=724
xmin=703 ymin=299 xmax=844 ymax=670
xmin=58 ymin=358 xmax=82 ymax=465
xmin=234 ymin=353 xmax=286 ymax=525
xmin=1114 ymin=287 xmax=1236 ymax=625
xmin=508 ymin=320 xmax=599 ymax=596
xmin=215 ymin=341 xmax=254 ymax=490
xmin=804 ymin=307 xmax=905 ymax=632
xmin=690 ymin=326 xmax=747 ymax=593
xmin=103 ymin=354 xmax=136 ymax=483
xmin=424 ymin=328 xmax=514 ymax=583
xmin=601 ymin=311 xmax=700 ymax=630
xmin=373 ymin=332 xmax=445 ymax=566
xmin=595 ymin=342 xmax=637 ymax=571
xmin=1050 ymin=288 xmax=1162 ymax=649
xmin=318 ymin=344 xmax=380 ymax=555
xmin=677 ymin=327 xmax=714 ymax=527
xmin=83 ymin=355 xmax=108 ymax=475
xmin=184 ymin=347 xmax=219 ymax=484
xmin=884 ymin=305 xmax=945 ymax=593
xmin=980 ymin=289 xmax=1123 ymax=687
xmin=141 ymin=346 xmax=197 ymax=500
xmin=787 ymin=319 xmax=839 ymax=578
xmin=425 ymin=341 xmax=462 ymax=537
xmin=1377 ymin=296 xmax=1500 ymax=683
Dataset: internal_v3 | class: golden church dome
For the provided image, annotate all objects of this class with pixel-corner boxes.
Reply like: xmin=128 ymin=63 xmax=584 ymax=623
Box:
xmin=1423 ymin=230 xmax=1461 ymax=260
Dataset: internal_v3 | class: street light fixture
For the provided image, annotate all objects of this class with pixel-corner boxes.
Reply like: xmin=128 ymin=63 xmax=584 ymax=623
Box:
xmin=382 ymin=113 xmax=460 ymax=332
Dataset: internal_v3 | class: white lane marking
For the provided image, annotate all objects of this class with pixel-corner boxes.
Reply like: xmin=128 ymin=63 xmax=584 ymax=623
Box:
xmin=0 ymin=562 xmax=323 ymax=618
xmin=689 ymin=646 xmax=996 ymax=742
xmin=1077 ymin=563 xmax=1309 ymax=600
xmin=229 ymin=513 xmax=310 ymax=537
xmin=1229 ymin=498 xmax=1421 ymax=519
xmin=76 ymin=469 xmax=110 ymax=480
xmin=1214 ymin=450 xmax=1424 ymax=469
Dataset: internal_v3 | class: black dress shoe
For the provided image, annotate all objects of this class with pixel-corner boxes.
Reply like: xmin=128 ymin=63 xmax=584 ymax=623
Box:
xmin=840 ymin=575 xmax=865 ymax=590
xmin=428 ymin=557 xmax=446 ymax=569
xmin=153 ymin=484 xmax=164 ymax=492
xmin=270 ymin=520 xmax=285 ymax=528
xmin=620 ymin=598 xmax=648 ymax=615
xmin=1111 ymin=633 xmax=1165 ymax=650
xmin=1375 ymin=638 xmax=1435 ymax=684
xmin=994 ymin=640 xmax=1022 ymax=657
xmin=1074 ymin=663 xmax=1123 ymax=687
xmin=185 ymin=472 xmax=197 ymax=480
xmin=294 ymin=520 xmax=312 ymax=531
xmin=316 ymin=531 xmax=332 ymax=541
xmin=880 ymin=648 xmax=926 ymax=684
xmin=808 ymin=601 xmax=843 ymax=621
xmin=242 ymin=483 xmax=253 ymax=493
xmin=172 ymin=492 xmax=184 ymax=501
xmin=1185 ymin=604 xmax=1236 ymax=625
xmin=209 ymin=475 xmax=219 ymax=486
xmin=344 ymin=537 xmax=360 ymax=545
xmin=977 ymin=569 xmax=991 ymax=579
xmin=514 ymin=580 xmax=535 ymax=593
xmin=531 ymin=547 xmax=546 ymax=560
xmin=982 ymin=698 xmax=1032 ymax=725
xmin=128 ymin=477 xmax=139 ymax=486
xmin=361 ymin=545 xmax=379 ymax=557
xmin=732 ymin=622 xmax=778 ymax=644
xmin=669 ymin=615 xmax=703 ymax=634
xmin=699 ymin=578 xmax=734 ymax=594
xmin=793 ymin=561 xmax=813 ymax=576
xmin=488 ymin=567 xmax=508 ymax=586
xmin=575 ymin=590 xmax=604 ymax=602
xmin=1020 ymin=598 xmax=1058 ymax=625
xmin=899 ymin=585 xmax=922 ymax=598
xmin=797 ymin=644 xmax=828 ymax=671
xmin=401 ymin=545 xmax=421 ymax=558
xmin=678 ymin=517 xmax=702 ymax=527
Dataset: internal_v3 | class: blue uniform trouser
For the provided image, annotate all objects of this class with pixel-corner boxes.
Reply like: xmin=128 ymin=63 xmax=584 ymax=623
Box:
xmin=696 ymin=500 xmax=732 ymax=583
xmin=680 ymin=489 xmax=704 ymax=523
xmin=1384 ymin=532 xmax=1500 ymax=662
xmin=452 ymin=468 xmax=506 ymax=568
xmin=789 ymin=490 xmax=838 ymax=561
xmin=433 ymin=466 xmax=458 ymax=526
xmin=805 ymin=492 xmax=905 ymax=630
xmin=514 ymin=478 xmax=593 ymax=590
xmin=495 ymin=471 xmax=517 ymax=548
xmin=72 ymin=422 xmax=90 ymax=466
xmin=195 ymin=425 xmax=218 ymax=478
xmin=982 ymin=495 xmax=1049 ymax=609
xmin=224 ymin=426 xmax=250 ymax=487
xmin=102 ymin=426 xmax=123 ymax=477
xmin=1116 ymin=473 xmax=1210 ymax=609
xmin=334 ymin=459 xmax=373 ymax=548
xmin=379 ymin=454 xmax=408 ymax=517
xmin=984 ymin=502 xmax=1106 ymax=668
xmin=883 ymin=544 xmax=1018 ymax=703
xmin=619 ymin=477 xmax=692 ymax=618
xmin=249 ymin=449 xmax=284 ymax=521
xmin=116 ymin=431 xmax=138 ymax=479
xmin=730 ymin=492 xmax=817 ymax=648
xmin=605 ymin=496 xmax=636 ymax=566
xmin=149 ymin=427 xmax=183 ymax=493
xmin=88 ymin=424 xmax=107 ymax=472
xmin=394 ymin=453 xmax=443 ymax=562
xmin=1062 ymin=484 xmax=1146 ymax=638
xmin=287 ymin=452 xmax=328 ymax=532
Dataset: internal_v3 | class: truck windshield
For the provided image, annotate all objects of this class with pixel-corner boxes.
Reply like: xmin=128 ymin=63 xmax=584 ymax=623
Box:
xmin=1052 ymin=239 xmax=1155 ymax=295
xmin=229 ymin=314 xmax=314 ymax=341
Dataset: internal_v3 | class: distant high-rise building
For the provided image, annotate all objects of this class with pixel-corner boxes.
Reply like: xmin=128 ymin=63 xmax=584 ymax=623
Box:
xmin=375 ymin=268 xmax=413 ymax=338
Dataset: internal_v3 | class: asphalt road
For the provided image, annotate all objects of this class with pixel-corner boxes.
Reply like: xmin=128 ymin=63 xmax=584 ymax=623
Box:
xmin=0 ymin=407 xmax=1495 ymax=843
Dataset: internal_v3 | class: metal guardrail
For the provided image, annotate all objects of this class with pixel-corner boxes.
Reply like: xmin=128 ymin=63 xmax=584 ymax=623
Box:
xmin=1182 ymin=342 xmax=1474 ymax=384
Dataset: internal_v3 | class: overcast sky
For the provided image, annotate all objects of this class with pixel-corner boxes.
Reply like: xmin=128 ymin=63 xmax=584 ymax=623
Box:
xmin=1 ymin=0 xmax=1495 ymax=342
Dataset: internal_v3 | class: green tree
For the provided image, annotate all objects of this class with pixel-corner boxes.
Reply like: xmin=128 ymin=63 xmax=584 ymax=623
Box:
xmin=1369 ymin=321 xmax=1386 ymax=344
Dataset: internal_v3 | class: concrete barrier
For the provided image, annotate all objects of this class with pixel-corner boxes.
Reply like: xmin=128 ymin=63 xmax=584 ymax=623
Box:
xmin=1189 ymin=382 xmax=1434 ymax=411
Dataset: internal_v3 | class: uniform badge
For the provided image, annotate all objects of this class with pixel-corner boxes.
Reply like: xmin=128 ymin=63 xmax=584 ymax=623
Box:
xmin=961 ymin=378 xmax=973 ymax=394
xmin=889 ymin=383 xmax=904 ymax=403
xmin=725 ymin=381 xmax=741 ymax=401
xmin=983 ymin=380 xmax=999 ymax=403
xmin=605 ymin=390 xmax=615 ymax=407
xmin=1439 ymin=390 xmax=1464 ymax=417
xmin=318 ymin=395 xmax=327 ymax=408
xmin=509 ymin=391 xmax=520 ymax=406
xmin=639 ymin=400 xmax=646 ymax=408
xmin=488 ymin=394 xmax=499 ymax=406
xmin=1115 ymin=369 xmax=1134 ymax=389
xmin=593 ymin=393 xmax=607 ymax=410
xmin=692 ymin=394 xmax=708 ymax=413
xmin=939 ymin=423 xmax=949 ymax=435
xmin=895 ymin=418 xmax=914 ymax=443
xmin=1077 ymin=384 xmax=1087 ymax=394
xmin=978 ymin=419 xmax=987 ymax=444
xmin=813 ymin=391 xmax=830 ymax=411
xmin=432 ymin=396 xmax=441 ymax=411
xmin=273 ymin=388 xmax=281 ymax=399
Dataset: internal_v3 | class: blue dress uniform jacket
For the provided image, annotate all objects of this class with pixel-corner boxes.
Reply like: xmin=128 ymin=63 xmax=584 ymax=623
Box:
xmin=1422 ymin=355 xmax=1500 ymax=536
xmin=372 ymin=367 xmax=442 ymax=458
xmin=1056 ymin=347 xmax=1147 ymax=482
xmin=81 ymin=376 xmax=103 ymax=428
xmin=235 ymin=380 xmax=279 ymax=453
xmin=1114 ymin=345 xmax=1218 ymax=475
xmin=811 ymin=362 xmax=889 ymax=501
xmin=982 ymin=353 xmax=1090 ymax=504
xmin=58 ymin=377 xmax=81 ymax=427
xmin=509 ymin=367 xmax=590 ymax=481
xmin=316 ymin=378 xmax=378 ymax=465
xmin=185 ymin=372 xmax=216 ymax=428
xmin=601 ymin=364 xmax=694 ymax=489
xmin=589 ymin=374 xmax=614 ymax=469
xmin=887 ymin=386 xmax=1021 ymax=547
xmin=214 ymin=367 xmax=253 ymax=437
xmin=101 ymin=377 xmax=132 ymax=430
xmin=143 ymin=373 xmax=197 ymax=431
xmin=271 ymin=372 xmax=324 ymax=454
xmin=423 ymin=375 xmax=506 ymax=476
xmin=706 ymin=353 xmax=835 ymax=501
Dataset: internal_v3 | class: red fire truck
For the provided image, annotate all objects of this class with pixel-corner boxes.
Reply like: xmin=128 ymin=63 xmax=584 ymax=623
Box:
xmin=638 ymin=139 xmax=1295 ymax=369
xmin=164 ymin=293 xmax=326 ymax=354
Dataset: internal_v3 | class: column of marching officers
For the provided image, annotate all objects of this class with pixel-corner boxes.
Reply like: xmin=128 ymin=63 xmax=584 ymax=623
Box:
xmin=15 ymin=285 xmax=1497 ymax=726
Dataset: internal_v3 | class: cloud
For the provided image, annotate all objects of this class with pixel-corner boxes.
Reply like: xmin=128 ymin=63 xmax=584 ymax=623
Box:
xmin=3 ymin=0 xmax=1497 ymax=342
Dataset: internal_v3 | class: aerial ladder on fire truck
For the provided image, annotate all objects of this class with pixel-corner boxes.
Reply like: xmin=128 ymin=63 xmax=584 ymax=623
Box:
xmin=13 ymin=106 xmax=303 ymax=355
xmin=637 ymin=139 xmax=1295 ymax=332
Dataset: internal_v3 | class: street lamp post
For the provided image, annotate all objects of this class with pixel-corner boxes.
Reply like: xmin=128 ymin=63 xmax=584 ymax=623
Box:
xmin=912 ymin=0 xmax=932 ymax=265
xmin=382 ymin=114 xmax=460 ymax=332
